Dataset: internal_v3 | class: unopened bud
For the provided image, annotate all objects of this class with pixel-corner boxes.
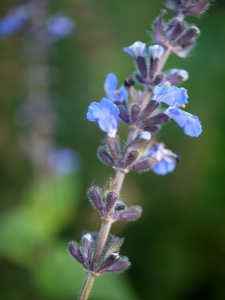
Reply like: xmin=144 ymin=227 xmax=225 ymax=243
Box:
xmin=149 ymin=45 xmax=164 ymax=79
xmin=144 ymin=125 xmax=160 ymax=133
xmin=97 ymin=147 xmax=114 ymax=166
xmin=140 ymin=100 xmax=159 ymax=120
xmin=153 ymin=73 xmax=165 ymax=86
xmin=125 ymin=132 xmax=151 ymax=153
xmin=68 ymin=241 xmax=84 ymax=264
xmin=134 ymin=73 xmax=145 ymax=84
xmin=130 ymin=104 xmax=140 ymax=124
xmin=88 ymin=186 xmax=102 ymax=211
xmin=103 ymin=257 xmax=131 ymax=274
xmin=118 ymin=104 xmax=129 ymax=123
xmin=117 ymin=206 xmax=142 ymax=221
xmin=105 ymin=191 xmax=118 ymax=214
xmin=168 ymin=19 xmax=186 ymax=42
xmin=107 ymin=136 xmax=119 ymax=160
xmin=98 ymin=252 xmax=120 ymax=274
xmin=145 ymin=113 xmax=169 ymax=126
xmin=166 ymin=68 xmax=189 ymax=85
xmin=136 ymin=56 xmax=148 ymax=79
xmin=130 ymin=156 xmax=157 ymax=172
xmin=177 ymin=26 xmax=200 ymax=48
xmin=122 ymin=150 xmax=139 ymax=168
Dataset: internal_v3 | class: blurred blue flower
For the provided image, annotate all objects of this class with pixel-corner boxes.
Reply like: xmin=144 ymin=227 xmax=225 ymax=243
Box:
xmin=150 ymin=143 xmax=178 ymax=175
xmin=152 ymin=81 xmax=188 ymax=106
xmin=104 ymin=73 xmax=128 ymax=103
xmin=165 ymin=107 xmax=202 ymax=137
xmin=48 ymin=148 xmax=81 ymax=175
xmin=123 ymin=41 xmax=146 ymax=58
xmin=46 ymin=15 xmax=75 ymax=40
xmin=87 ymin=98 xmax=119 ymax=138
xmin=0 ymin=5 xmax=28 ymax=38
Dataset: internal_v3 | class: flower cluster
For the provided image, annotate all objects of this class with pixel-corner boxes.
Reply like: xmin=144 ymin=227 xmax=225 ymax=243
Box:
xmin=68 ymin=233 xmax=130 ymax=275
xmin=87 ymin=64 xmax=202 ymax=175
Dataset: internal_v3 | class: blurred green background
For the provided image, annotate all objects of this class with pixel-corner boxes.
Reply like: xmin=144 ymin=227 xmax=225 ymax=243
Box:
xmin=0 ymin=0 xmax=225 ymax=299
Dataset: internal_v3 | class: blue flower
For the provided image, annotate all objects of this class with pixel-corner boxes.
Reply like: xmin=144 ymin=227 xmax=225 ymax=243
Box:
xmin=104 ymin=73 xmax=128 ymax=103
xmin=87 ymin=98 xmax=119 ymax=138
xmin=48 ymin=148 xmax=81 ymax=175
xmin=46 ymin=15 xmax=75 ymax=40
xmin=165 ymin=107 xmax=202 ymax=137
xmin=152 ymin=81 xmax=188 ymax=106
xmin=150 ymin=143 xmax=178 ymax=175
xmin=0 ymin=5 xmax=28 ymax=38
xmin=123 ymin=41 xmax=146 ymax=58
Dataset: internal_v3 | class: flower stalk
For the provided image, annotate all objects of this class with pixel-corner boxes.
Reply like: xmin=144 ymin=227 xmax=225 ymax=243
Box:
xmin=67 ymin=1 xmax=212 ymax=299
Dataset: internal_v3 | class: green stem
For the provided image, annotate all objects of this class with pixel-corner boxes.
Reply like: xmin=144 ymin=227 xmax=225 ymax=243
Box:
xmin=78 ymin=272 xmax=96 ymax=300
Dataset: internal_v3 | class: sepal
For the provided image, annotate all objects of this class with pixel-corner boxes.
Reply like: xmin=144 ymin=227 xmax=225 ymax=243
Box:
xmin=88 ymin=186 xmax=103 ymax=211
xmin=129 ymin=156 xmax=158 ymax=172
xmin=97 ymin=147 xmax=115 ymax=166
xmin=114 ymin=206 xmax=142 ymax=222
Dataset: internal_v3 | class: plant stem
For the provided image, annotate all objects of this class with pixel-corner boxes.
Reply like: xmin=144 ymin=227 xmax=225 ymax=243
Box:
xmin=78 ymin=272 xmax=96 ymax=300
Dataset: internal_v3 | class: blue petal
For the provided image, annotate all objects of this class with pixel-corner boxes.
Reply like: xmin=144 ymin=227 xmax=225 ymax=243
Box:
xmin=168 ymin=108 xmax=202 ymax=137
xmin=104 ymin=73 xmax=118 ymax=92
xmin=153 ymin=85 xmax=188 ymax=106
xmin=86 ymin=98 xmax=119 ymax=137
xmin=153 ymin=158 xmax=176 ymax=175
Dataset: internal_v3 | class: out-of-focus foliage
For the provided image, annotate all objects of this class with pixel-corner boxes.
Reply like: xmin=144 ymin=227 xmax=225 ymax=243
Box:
xmin=0 ymin=0 xmax=225 ymax=300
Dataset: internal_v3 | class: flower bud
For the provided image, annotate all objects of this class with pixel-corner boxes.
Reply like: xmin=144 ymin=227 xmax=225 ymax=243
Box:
xmin=166 ymin=68 xmax=189 ymax=85
xmin=136 ymin=56 xmax=148 ymax=79
xmin=98 ymin=252 xmax=120 ymax=274
xmin=97 ymin=147 xmax=115 ymax=166
xmin=177 ymin=26 xmax=200 ymax=48
xmin=81 ymin=233 xmax=93 ymax=269
xmin=88 ymin=186 xmax=102 ymax=211
xmin=117 ymin=104 xmax=129 ymax=123
xmin=144 ymin=113 xmax=169 ymax=126
xmin=105 ymin=191 xmax=118 ymax=214
xmin=168 ymin=19 xmax=186 ymax=42
xmin=148 ymin=45 xmax=164 ymax=79
xmin=102 ymin=257 xmax=131 ymax=274
xmin=153 ymin=73 xmax=165 ymax=86
xmin=149 ymin=44 xmax=164 ymax=60
xmin=125 ymin=132 xmax=151 ymax=153
xmin=143 ymin=125 xmax=160 ymax=133
xmin=140 ymin=100 xmax=159 ymax=120
xmin=107 ymin=136 xmax=119 ymax=160
xmin=68 ymin=241 xmax=84 ymax=264
xmin=130 ymin=104 xmax=140 ymax=124
xmin=129 ymin=156 xmax=157 ymax=172
xmin=122 ymin=150 xmax=139 ymax=168
xmin=116 ymin=206 xmax=142 ymax=222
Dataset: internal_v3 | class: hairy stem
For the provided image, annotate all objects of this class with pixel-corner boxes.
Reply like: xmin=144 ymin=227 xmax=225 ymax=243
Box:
xmin=78 ymin=272 xmax=96 ymax=300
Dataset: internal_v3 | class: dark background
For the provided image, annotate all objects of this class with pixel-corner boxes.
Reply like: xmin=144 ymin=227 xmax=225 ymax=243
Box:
xmin=0 ymin=1 xmax=225 ymax=299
